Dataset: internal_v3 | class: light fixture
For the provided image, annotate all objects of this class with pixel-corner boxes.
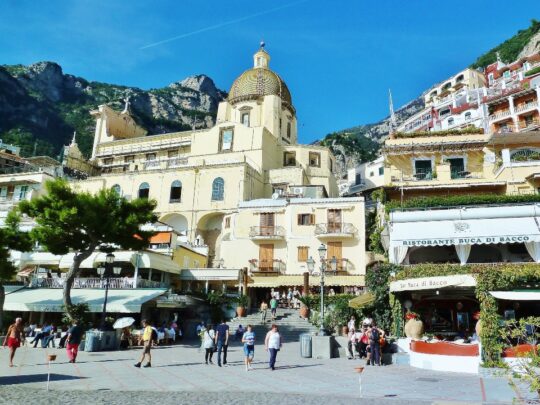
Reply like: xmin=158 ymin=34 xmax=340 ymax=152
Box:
xmin=306 ymin=256 xmax=315 ymax=273
xmin=403 ymin=299 xmax=413 ymax=309
xmin=330 ymin=256 xmax=338 ymax=272
xmin=318 ymin=243 xmax=327 ymax=261
xmin=113 ymin=267 xmax=122 ymax=275
xmin=97 ymin=267 xmax=105 ymax=276
xmin=106 ymin=253 xmax=115 ymax=264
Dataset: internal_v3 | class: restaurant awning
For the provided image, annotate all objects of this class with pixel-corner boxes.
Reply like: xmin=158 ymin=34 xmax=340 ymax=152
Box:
xmin=17 ymin=266 xmax=36 ymax=278
xmin=349 ymin=292 xmax=375 ymax=309
xmin=3 ymin=287 xmax=167 ymax=313
xmin=490 ymin=290 xmax=540 ymax=301
xmin=249 ymin=275 xmax=365 ymax=288
xmin=390 ymin=275 xmax=477 ymax=292
xmin=150 ymin=232 xmax=172 ymax=244
xmin=390 ymin=204 xmax=540 ymax=248
xmin=180 ymin=268 xmax=241 ymax=281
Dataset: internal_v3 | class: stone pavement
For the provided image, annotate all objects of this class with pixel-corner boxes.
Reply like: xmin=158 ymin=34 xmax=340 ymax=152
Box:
xmin=0 ymin=339 xmax=532 ymax=404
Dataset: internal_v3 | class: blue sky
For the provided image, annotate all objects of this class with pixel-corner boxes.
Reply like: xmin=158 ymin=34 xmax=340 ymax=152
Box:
xmin=1 ymin=1 xmax=538 ymax=143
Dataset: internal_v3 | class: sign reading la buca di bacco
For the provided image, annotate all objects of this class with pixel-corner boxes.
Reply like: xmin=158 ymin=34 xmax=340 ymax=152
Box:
xmin=390 ymin=275 xmax=477 ymax=292
xmin=398 ymin=235 xmax=531 ymax=247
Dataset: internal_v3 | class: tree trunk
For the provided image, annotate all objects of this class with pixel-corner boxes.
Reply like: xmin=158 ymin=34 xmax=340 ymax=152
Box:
xmin=63 ymin=248 xmax=96 ymax=320
xmin=0 ymin=283 xmax=4 ymax=334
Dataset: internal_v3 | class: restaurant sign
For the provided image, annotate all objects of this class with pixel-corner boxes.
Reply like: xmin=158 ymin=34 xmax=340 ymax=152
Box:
xmin=390 ymin=274 xmax=476 ymax=292
xmin=399 ymin=235 xmax=531 ymax=247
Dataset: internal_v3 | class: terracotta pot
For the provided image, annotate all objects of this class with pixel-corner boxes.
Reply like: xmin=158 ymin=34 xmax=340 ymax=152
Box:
xmin=299 ymin=305 xmax=310 ymax=319
xmin=475 ymin=319 xmax=482 ymax=336
xmin=404 ymin=318 xmax=424 ymax=340
xmin=342 ymin=326 xmax=349 ymax=336
xmin=47 ymin=354 xmax=57 ymax=362
xmin=236 ymin=307 xmax=246 ymax=318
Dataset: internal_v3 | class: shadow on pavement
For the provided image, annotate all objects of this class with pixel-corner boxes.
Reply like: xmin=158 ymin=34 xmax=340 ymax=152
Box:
xmin=0 ymin=373 xmax=85 ymax=385
xmin=32 ymin=358 xmax=130 ymax=366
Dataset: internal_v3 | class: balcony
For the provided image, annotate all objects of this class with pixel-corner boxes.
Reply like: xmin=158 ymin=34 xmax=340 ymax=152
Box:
xmin=167 ymin=157 xmax=189 ymax=168
xmin=493 ymin=118 xmax=540 ymax=134
xmin=248 ymin=259 xmax=285 ymax=274
xmin=515 ymin=101 xmax=539 ymax=114
xmin=315 ymin=223 xmax=357 ymax=238
xmin=249 ymin=226 xmax=286 ymax=240
xmin=322 ymin=258 xmax=354 ymax=273
xmin=29 ymin=277 xmax=167 ymax=289
xmin=489 ymin=110 xmax=512 ymax=122
xmin=413 ymin=168 xmax=434 ymax=181
xmin=143 ymin=160 xmax=161 ymax=170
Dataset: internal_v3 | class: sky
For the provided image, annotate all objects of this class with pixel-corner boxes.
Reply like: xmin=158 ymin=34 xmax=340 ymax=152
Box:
xmin=1 ymin=1 xmax=539 ymax=143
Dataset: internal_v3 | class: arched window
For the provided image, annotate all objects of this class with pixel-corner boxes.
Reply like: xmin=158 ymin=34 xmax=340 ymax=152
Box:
xmin=211 ymin=178 xmax=224 ymax=201
xmin=138 ymin=182 xmax=150 ymax=199
xmin=170 ymin=180 xmax=182 ymax=203
xmin=111 ymin=184 xmax=122 ymax=196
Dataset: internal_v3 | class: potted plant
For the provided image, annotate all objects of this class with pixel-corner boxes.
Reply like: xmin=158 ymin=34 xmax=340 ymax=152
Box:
xmin=235 ymin=294 xmax=249 ymax=318
xmin=404 ymin=311 xmax=424 ymax=340
xmin=298 ymin=295 xmax=315 ymax=319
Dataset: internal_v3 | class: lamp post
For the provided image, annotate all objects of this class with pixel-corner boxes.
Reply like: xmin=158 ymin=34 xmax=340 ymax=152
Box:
xmin=317 ymin=244 xmax=327 ymax=336
xmin=97 ymin=253 xmax=121 ymax=330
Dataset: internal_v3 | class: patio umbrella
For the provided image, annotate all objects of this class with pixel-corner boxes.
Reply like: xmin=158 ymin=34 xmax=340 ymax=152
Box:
xmin=113 ymin=317 xmax=135 ymax=329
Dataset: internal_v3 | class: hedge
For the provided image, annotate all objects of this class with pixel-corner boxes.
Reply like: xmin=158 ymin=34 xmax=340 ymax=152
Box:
xmin=524 ymin=66 xmax=540 ymax=77
xmin=392 ymin=126 xmax=484 ymax=139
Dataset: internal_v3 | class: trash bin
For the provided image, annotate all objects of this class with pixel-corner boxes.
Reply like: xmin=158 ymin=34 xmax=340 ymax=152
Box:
xmin=300 ymin=333 xmax=312 ymax=358
xmin=84 ymin=330 xmax=101 ymax=352
xmin=99 ymin=331 xmax=118 ymax=350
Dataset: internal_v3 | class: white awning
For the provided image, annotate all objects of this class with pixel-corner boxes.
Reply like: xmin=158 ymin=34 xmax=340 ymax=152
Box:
xmin=490 ymin=291 xmax=540 ymax=301
xmin=4 ymin=288 xmax=167 ymax=313
xmin=390 ymin=209 xmax=540 ymax=248
xmin=180 ymin=268 xmax=241 ymax=281
xmin=390 ymin=275 xmax=476 ymax=292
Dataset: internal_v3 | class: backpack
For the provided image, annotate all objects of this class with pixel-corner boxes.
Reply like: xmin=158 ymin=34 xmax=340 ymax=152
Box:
xmin=151 ymin=328 xmax=158 ymax=343
xmin=370 ymin=328 xmax=380 ymax=342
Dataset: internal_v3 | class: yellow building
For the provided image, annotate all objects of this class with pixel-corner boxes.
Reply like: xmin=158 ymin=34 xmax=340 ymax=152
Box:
xmin=74 ymin=45 xmax=339 ymax=267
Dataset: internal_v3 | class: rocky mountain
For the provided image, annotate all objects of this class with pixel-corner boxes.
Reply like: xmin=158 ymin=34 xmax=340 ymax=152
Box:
xmin=323 ymin=19 xmax=540 ymax=171
xmin=0 ymin=61 xmax=226 ymax=158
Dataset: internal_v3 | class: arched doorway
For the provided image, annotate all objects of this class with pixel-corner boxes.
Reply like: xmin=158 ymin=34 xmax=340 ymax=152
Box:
xmin=160 ymin=213 xmax=189 ymax=242
xmin=197 ymin=212 xmax=225 ymax=267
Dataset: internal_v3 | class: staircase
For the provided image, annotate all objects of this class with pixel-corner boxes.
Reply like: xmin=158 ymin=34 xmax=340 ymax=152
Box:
xmin=227 ymin=308 xmax=318 ymax=342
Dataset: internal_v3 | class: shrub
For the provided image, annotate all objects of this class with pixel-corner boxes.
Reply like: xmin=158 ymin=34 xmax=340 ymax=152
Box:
xmin=524 ymin=66 xmax=540 ymax=77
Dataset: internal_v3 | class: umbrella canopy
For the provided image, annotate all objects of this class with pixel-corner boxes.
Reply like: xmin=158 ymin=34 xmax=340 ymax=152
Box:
xmin=348 ymin=292 xmax=375 ymax=309
xmin=113 ymin=317 xmax=135 ymax=329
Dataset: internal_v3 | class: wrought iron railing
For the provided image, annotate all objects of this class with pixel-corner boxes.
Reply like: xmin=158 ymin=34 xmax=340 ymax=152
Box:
xmin=249 ymin=226 xmax=286 ymax=238
xmin=30 ymin=277 xmax=167 ymax=289
xmin=248 ymin=259 xmax=286 ymax=274
xmin=314 ymin=223 xmax=357 ymax=236
xmin=322 ymin=258 xmax=353 ymax=272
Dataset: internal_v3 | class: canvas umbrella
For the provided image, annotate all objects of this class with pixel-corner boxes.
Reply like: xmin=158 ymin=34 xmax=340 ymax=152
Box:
xmin=113 ymin=317 xmax=135 ymax=329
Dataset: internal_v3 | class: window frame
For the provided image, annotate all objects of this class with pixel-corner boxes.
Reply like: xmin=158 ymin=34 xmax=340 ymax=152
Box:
xmin=297 ymin=246 xmax=309 ymax=262
xmin=241 ymin=112 xmax=250 ymax=127
xmin=169 ymin=180 xmax=182 ymax=203
xmin=211 ymin=177 xmax=225 ymax=201
xmin=124 ymin=155 xmax=135 ymax=164
xmin=138 ymin=182 xmax=150 ymax=199
xmin=297 ymin=213 xmax=315 ymax=226
xmin=283 ymin=151 xmax=296 ymax=167
xmin=309 ymin=152 xmax=321 ymax=168
xmin=219 ymin=128 xmax=234 ymax=152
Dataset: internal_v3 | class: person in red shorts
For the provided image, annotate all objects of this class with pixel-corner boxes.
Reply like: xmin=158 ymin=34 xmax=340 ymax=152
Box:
xmin=3 ymin=318 xmax=25 ymax=367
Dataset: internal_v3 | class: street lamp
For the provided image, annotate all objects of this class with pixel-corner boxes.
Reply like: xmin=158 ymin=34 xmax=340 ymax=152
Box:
xmin=98 ymin=253 xmax=121 ymax=330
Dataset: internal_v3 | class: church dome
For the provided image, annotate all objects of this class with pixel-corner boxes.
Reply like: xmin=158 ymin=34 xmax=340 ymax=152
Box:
xmin=228 ymin=45 xmax=294 ymax=112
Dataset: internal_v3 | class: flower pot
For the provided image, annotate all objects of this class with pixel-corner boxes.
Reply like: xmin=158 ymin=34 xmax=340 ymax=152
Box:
xmin=404 ymin=318 xmax=424 ymax=340
xmin=299 ymin=305 xmax=310 ymax=319
xmin=236 ymin=306 xmax=246 ymax=318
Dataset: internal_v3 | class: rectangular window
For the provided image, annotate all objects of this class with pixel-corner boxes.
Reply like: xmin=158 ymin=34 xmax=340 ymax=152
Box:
xmin=355 ymin=173 xmax=362 ymax=185
xmin=414 ymin=159 xmax=433 ymax=180
xmin=168 ymin=149 xmax=179 ymax=158
xmin=283 ymin=152 xmax=296 ymax=167
xmin=297 ymin=213 xmax=315 ymax=225
xmin=220 ymin=128 xmax=234 ymax=151
xmin=378 ymin=166 xmax=384 ymax=176
xmin=225 ymin=217 xmax=231 ymax=228
xmin=241 ymin=112 xmax=250 ymax=126
xmin=287 ymin=122 xmax=291 ymax=138
xmin=260 ymin=213 xmax=275 ymax=236
xmin=309 ymin=152 xmax=321 ymax=167
xmin=125 ymin=155 xmax=135 ymax=163
xmin=103 ymin=158 xmax=113 ymax=165
xmin=18 ymin=185 xmax=28 ymax=200
xmin=146 ymin=153 xmax=156 ymax=161
xmin=327 ymin=209 xmax=342 ymax=233
xmin=259 ymin=244 xmax=274 ymax=272
xmin=297 ymin=246 xmax=308 ymax=262
xmin=446 ymin=157 xmax=465 ymax=179
xmin=330 ymin=159 xmax=333 ymax=172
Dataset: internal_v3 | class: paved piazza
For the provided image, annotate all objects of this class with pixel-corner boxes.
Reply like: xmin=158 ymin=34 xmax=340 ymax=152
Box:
xmin=0 ymin=340 xmax=534 ymax=404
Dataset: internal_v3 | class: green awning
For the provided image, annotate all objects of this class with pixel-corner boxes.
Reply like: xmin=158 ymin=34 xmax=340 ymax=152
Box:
xmin=349 ymin=292 xmax=375 ymax=309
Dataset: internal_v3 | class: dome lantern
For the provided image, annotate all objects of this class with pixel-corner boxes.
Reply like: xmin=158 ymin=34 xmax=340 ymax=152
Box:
xmin=253 ymin=42 xmax=270 ymax=68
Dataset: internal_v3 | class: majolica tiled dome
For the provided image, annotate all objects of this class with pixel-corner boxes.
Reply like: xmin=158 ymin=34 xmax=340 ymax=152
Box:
xmin=228 ymin=47 xmax=294 ymax=111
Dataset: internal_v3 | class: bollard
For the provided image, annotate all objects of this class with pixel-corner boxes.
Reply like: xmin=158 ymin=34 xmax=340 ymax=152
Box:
xmin=46 ymin=354 xmax=57 ymax=391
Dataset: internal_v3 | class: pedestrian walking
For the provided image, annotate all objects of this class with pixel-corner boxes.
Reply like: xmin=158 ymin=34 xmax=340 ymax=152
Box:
xmin=264 ymin=324 xmax=282 ymax=371
xmin=203 ymin=324 xmax=215 ymax=364
xmin=269 ymin=296 xmax=278 ymax=321
xmin=65 ymin=319 xmax=82 ymax=363
xmin=260 ymin=301 xmax=268 ymax=324
xmin=215 ymin=319 xmax=229 ymax=367
xmin=3 ymin=318 xmax=25 ymax=367
xmin=241 ymin=325 xmax=255 ymax=371
xmin=134 ymin=319 xmax=154 ymax=368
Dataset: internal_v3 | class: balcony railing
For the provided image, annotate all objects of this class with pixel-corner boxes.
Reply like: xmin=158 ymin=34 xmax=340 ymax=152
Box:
xmin=413 ymin=168 xmax=434 ymax=180
xmin=489 ymin=110 xmax=512 ymax=122
xmin=249 ymin=226 xmax=286 ymax=239
xmin=322 ymin=258 xmax=354 ymax=273
xmin=249 ymin=259 xmax=286 ymax=274
xmin=515 ymin=101 xmax=539 ymax=114
xmin=493 ymin=119 xmax=540 ymax=134
xmin=29 ymin=277 xmax=167 ymax=289
xmin=314 ymin=222 xmax=357 ymax=236
xmin=167 ymin=157 xmax=189 ymax=168
xmin=143 ymin=160 xmax=161 ymax=170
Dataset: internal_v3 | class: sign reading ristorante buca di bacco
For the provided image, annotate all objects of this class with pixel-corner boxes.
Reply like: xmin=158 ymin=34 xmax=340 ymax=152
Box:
xmin=398 ymin=235 xmax=532 ymax=247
